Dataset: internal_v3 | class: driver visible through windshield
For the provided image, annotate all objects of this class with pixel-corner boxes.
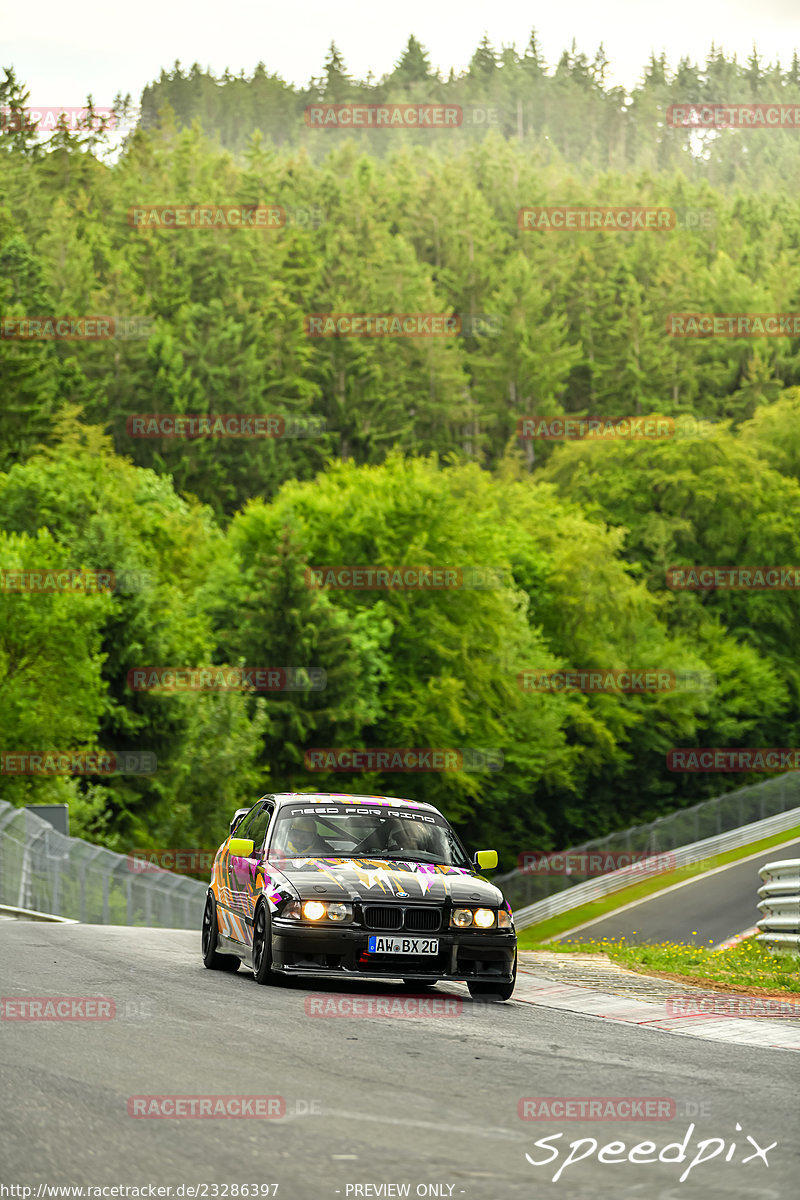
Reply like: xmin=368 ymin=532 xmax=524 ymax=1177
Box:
xmin=268 ymin=804 xmax=470 ymax=868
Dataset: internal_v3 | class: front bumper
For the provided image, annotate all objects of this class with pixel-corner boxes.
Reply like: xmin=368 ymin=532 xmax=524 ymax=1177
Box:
xmin=271 ymin=919 xmax=516 ymax=982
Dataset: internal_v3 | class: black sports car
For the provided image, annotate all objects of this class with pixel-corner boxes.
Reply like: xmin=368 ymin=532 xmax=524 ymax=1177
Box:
xmin=202 ymin=792 xmax=517 ymax=1000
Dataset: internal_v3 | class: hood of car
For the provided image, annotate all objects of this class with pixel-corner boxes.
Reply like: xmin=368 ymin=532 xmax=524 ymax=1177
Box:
xmin=265 ymin=856 xmax=504 ymax=906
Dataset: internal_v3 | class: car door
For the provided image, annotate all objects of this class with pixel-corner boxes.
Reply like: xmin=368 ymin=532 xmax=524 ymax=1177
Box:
xmin=228 ymin=800 xmax=274 ymax=940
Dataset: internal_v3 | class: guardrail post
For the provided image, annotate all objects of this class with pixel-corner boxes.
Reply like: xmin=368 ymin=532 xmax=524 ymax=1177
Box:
xmin=756 ymin=858 xmax=800 ymax=955
xmin=0 ymin=805 xmax=21 ymax=901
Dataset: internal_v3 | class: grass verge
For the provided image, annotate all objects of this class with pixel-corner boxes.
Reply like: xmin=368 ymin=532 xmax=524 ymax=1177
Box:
xmin=515 ymin=823 xmax=800 ymax=946
xmin=521 ymin=936 xmax=800 ymax=996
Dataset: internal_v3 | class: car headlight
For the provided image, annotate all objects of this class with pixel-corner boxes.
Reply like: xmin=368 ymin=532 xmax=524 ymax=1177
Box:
xmin=450 ymin=907 xmax=501 ymax=929
xmin=498 ymin=909 xmax=513 ymax=929
xmin=283 ymin=900 xmax=354 ymax=923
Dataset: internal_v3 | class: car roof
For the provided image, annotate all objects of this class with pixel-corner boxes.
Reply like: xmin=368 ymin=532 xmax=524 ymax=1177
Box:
xmin=269 ymin=792 xmax=441 ymax=814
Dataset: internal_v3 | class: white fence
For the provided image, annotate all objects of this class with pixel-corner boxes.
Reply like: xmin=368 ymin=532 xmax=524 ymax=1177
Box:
xmin=496 ymin=771 xmax=800 ymax=916
xmin=509 ymin=805 xmax=800 ymax=931
xmin=0 ymin=801 xmax=207 ymax=928
xmin=757 ymin=859 xmax=800 ymax=954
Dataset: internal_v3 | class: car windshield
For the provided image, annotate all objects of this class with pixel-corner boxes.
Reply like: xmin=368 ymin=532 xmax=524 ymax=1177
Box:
xmin=268 ymin=804 xmax=470 ymax=868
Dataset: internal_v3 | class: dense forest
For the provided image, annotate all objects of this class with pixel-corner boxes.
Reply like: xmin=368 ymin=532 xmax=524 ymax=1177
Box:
xmin=2 ymin=33 xmax=800 ymax=869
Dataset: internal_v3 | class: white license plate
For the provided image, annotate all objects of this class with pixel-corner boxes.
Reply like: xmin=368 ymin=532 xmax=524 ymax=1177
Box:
xmin=367 ymin=936 xmax=439 ymax=955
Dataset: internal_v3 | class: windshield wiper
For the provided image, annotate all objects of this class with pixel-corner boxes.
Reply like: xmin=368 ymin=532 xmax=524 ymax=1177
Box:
xmin=379 ymin=852 xmax=449 ymax=864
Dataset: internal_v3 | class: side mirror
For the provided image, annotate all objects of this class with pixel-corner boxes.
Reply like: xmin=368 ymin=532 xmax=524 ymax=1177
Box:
xmin=473 ymin=850 xmax=498 ymax=871
xmin=230 ymin=808 xmax=250 ymax=835
xmin=229 ymin=838 xmax=255 ymax=858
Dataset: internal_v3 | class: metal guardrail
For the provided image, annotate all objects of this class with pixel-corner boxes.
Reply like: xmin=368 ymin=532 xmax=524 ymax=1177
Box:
xmin=0 ymin=801 xmax=207 ymax=928
xmin=757 ymin=859 xmax=800 ymax=954
xmin=509 ymin=805 xmax=800 ymax=931
xmin=495 ymin=771 xmax=800 ymax=915
xmin=0 ymin=903 xmax=78 ymax=923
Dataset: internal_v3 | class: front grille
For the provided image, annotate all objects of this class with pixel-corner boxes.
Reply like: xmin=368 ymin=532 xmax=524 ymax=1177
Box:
xmin=362 ymin=905 xmax=442 ymax=932
xmin=363 ymin=905 xmax=403 ymax=931
xmin=405 ymin=907 xmax=441 ymax=932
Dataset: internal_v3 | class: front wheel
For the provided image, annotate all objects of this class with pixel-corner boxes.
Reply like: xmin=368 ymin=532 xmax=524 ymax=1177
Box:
xmin=467 ymin=952 xmax=516 ymax=1002
xmin=202 ymin=893 xmax=240 ymax=972
xmin=252 ymin=902 xmax=279 ymax=985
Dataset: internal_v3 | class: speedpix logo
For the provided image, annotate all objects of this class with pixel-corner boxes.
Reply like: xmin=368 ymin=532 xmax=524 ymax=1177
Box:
xmin=523 ymin=1121 xmax=776 ymax=1184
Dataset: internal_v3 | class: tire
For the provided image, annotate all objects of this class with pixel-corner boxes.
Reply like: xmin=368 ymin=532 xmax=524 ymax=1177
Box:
xmin=466 ymin=951 xmax=516 ymax=1002
xmin=252 ymin=901 xmax=279 ymax=985
xmin=202 ymin=892 xmax=240 ymax=972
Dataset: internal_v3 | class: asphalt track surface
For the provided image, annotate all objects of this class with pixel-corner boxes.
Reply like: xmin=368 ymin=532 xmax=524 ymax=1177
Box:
xmin=1 ymin=924 xmax=798 ymax=1199
xmin=551 ymin=836 xmax=800 ymax=947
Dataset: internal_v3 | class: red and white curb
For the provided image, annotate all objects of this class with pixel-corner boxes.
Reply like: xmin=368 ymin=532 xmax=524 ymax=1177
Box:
xmin=512 ymin=968 xmax=800 ymax=1052
xmin=713 ymin=926 xmax=759 ymax=950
